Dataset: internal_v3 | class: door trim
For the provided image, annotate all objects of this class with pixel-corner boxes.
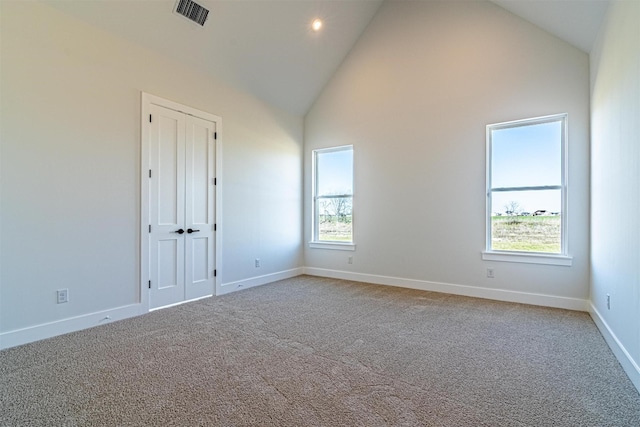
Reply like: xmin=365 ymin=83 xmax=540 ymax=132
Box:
xmin=140 ymin=92 xmax=222 ymax=310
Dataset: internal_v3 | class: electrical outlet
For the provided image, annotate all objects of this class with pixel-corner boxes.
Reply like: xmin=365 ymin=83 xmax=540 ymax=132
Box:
xmin=255 ymin=258 xmax=260 ymax=268
xmin=486 ymin=268 xmax=495 ymax=278
xmin=606 ymin=293 xmax=611 ymax=310
xmin=348 ymin=256 xmax=353 ymax=265
xmin=57 ymin=289 xmax=69 ymax=304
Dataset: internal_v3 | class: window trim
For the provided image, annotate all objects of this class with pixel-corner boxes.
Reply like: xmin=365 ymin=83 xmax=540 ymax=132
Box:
xmin=484 ymin=114 xmax=571 ymax=266
xmin=310 ymin=145 xmax=354 ymax=249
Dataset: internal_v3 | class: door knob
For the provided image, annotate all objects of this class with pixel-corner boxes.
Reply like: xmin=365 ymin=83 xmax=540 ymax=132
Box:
xmin=173 ymin=229 xmax=185 ymax=234
xmin=187 ymin=228 xmax=200 ymax=234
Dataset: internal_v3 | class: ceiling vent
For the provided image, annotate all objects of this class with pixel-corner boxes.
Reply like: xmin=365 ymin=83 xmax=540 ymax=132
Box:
xmin=174 ymin=0 xmax=209 ymax=27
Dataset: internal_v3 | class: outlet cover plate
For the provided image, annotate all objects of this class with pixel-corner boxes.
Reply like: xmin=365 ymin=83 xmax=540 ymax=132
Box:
xmin=57 ymin=289 xmax=69 ymax=304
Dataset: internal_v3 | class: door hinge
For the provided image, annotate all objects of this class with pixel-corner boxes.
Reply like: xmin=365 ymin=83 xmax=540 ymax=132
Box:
xmin=214 ymin=224 xmax=217 ymax=231
xmin=148 ymin=280 xmax=151 ymax=289
xmin=149 ymin=169 xmax=152 ymax=178
xmin=149 ymin=114 xmax=152 ymax=123
xmin=214 ymin=269 xmax=217 ymax=277
xmin=214 ymin=177 xmax=217 ymax=185
xmin=149 ymin=224 xmax=151 ymax=233
xmin=214 ymin=132 xmax=217 ymax=140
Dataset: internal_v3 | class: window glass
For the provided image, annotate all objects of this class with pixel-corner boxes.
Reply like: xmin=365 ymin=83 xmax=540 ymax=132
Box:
xmin=491 ymin=190 xmax=561 ymax=253
xmin=316 ymin=149 xmax=353 ymax=196
xmin=487 ymin=115 xmax=566 ymax=255
xmin=318 ymin=197 xmax=352 ymax=242
xmin=491 ymin=121 xmax=562 ymax=188
xmin=313 ymin=146 xmax=353 ymax=243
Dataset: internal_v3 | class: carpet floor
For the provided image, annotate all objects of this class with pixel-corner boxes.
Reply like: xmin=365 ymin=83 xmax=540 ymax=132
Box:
xmin=1 ymin=275 xmax=639 ymax=426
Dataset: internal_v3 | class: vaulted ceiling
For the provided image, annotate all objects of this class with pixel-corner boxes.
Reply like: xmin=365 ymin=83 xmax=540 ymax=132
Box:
xmin=491 ymin=0 xmax=608 ymax=53
xmin=41 ymin=0 xmax=608 ymax=116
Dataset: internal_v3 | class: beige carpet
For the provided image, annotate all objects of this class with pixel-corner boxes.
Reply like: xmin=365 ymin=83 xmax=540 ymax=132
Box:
xmin=1 ymin=275 xmax=639 ymax=426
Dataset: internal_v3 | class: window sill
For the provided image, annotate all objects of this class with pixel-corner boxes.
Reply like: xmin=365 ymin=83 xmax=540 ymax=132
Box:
xmin=482 ymin=251 xmax=572 ymax=266
xmin=309 ymin=241 xmax=356 ymax=251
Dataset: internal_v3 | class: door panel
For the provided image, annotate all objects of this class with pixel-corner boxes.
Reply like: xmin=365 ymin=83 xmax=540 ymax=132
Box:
xmin=149 ymin=104 xmax=186 ymax=309
xmin=157 ymin=116 xmax=182 ymax=225
xmin=190 ymin=124 xmax=209 ymax=224
xmin=191 ymin=237 xmax=209 ymax=283
xmin=185 ymin=115 xmax=215 ymax=300
xmin=157 ymin=239 xmax=182 ymax=289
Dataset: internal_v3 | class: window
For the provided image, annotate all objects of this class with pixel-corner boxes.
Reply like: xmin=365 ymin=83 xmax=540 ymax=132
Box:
xmin=311 ymin=146 xmax=354 ymax=250
xmin=484 ymin=114 xmax=570 ymax=265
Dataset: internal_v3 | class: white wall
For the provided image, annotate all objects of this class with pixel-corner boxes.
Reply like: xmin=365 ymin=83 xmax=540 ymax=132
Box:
xmin=0 ymin=1 xmax=302 ymax=346
xmin=590 ymin=0 xmax=640 ymax=390
xmin=304 ymin=0 xmax=590 ymax=307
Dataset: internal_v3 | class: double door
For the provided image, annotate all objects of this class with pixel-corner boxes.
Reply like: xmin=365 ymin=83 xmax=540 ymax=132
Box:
xmin=148 ymin=102 xmax=216 ymax=309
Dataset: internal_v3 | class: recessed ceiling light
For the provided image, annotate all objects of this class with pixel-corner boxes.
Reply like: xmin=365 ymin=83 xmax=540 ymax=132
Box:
xmin=312 ymin=18 xmax=323 ymax=32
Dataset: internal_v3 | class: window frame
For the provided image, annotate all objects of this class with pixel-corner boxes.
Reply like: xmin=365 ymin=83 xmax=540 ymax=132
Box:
xmin=482 ymin=114 xmax=571 ymax=266
xmin=310 ymin=145 xmax=355 ymax=251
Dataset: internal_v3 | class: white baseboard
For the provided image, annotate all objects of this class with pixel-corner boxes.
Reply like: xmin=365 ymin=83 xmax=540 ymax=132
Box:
xmin=303 ymin=267 xmax=589 ymax=311
xmin=590 ymin=304 xmax=640 ymax=393
xmin=0 ymin=266 xmax=591 ymax=352
xmin=216 ymin=267 xmax=305 ymax=296
xmin=0 ymin=303 xmax=144 ymax=350
xmin=0 ymin=268 xmax=304 ymax=350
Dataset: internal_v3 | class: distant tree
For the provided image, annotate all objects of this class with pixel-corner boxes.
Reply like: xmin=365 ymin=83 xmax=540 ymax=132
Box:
xmin=319 ymin=197 xmax=352 ymax=222
xmin=330 ymin=197 xmax=352 ymax=221
xmin=504 ymin=200 xmax=522 ymax=216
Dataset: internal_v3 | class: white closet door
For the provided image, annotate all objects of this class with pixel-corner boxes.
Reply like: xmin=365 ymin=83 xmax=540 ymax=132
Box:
xmin=184 ymin=115 xmax=216 ymax=300
xmin=149 ymin=104 xmax=186 ymax=309
xmin=147 ymin=101 xmax=216 ymax=309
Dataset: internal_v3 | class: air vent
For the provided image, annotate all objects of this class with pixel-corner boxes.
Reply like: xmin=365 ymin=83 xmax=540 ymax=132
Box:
xmin=175 ymin=0 xmax=209 ymax=27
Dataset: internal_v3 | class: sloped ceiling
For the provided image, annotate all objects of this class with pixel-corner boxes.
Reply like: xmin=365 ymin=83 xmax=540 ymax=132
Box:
xmin=40 ymin=0 xmax=607 ymax=116
xmin=42 ymin=0 xmax=384 ymax=116
xmin=490 ymin=0 xmax=608 ymax=53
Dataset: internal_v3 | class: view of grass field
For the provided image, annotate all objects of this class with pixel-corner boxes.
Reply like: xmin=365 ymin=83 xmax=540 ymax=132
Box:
xmin=319 ymin=215 xmax=352 ymax=242
xmin=319 ymin=213 xmax=560 ymax=250
xmin=491 ymin=215 xmax=561 ymax=253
